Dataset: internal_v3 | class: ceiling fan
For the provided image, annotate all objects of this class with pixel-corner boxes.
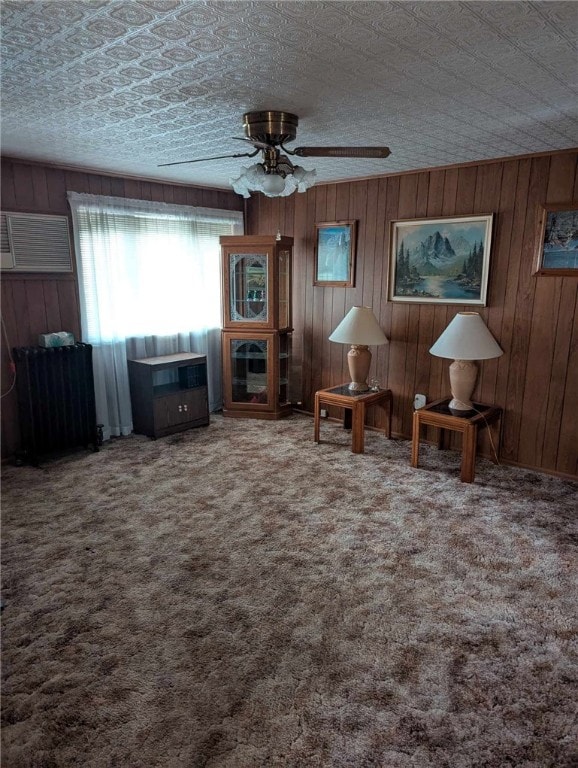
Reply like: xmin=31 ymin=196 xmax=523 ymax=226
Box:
xmin=159 ymin=111 xmax=390 ymax=197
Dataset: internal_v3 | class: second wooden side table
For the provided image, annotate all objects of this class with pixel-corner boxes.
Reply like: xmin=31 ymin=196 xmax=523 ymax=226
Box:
xmin=412 ymin=397 xmax=502 ymax=483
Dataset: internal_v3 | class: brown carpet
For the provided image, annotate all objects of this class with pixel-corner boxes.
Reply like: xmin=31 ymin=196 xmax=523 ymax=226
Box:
xmin=1 ymin=414 xmax=577 ymax=768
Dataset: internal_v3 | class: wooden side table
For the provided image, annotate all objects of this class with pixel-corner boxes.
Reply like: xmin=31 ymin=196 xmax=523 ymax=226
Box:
xmin=314 ymin=384 xmax=392 ymax=454
xmin=411 ymin=398 xmax=502 ymax=483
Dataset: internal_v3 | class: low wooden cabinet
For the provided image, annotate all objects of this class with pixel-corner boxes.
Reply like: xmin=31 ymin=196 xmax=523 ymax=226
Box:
xmin=128 ymin=352 xmax=209 ymax=439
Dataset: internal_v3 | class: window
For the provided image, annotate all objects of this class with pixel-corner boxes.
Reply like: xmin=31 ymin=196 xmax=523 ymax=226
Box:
xmin=68 ymin=192 xmax=243 ymax=438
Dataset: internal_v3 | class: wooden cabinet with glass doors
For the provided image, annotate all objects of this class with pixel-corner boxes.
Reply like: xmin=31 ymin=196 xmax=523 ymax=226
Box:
xmin=220 ymin=235 xmax=293 ymax=419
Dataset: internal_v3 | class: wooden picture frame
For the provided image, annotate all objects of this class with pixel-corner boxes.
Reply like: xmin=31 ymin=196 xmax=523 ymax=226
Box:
xmin=533 ymin=203 xmax=578 ymax=276
xmin=388 ymin=214 xmax=494 ymax=305
xmin=314 ymin=220 xmax=357 ymax=287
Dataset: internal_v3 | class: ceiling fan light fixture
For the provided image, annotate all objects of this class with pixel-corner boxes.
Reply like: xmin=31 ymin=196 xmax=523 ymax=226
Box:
xmin=292 ymin=165 xmax=317 ymax=192
xmin=262 ymin=173 xmax=286 ymax=195
xmin=230 ymin=162 xmax=316 ymax=198
xmin=161 ymin=111 xmax=389 ymax=196
xmin=230 ymin=163 xmax=265 ymax=198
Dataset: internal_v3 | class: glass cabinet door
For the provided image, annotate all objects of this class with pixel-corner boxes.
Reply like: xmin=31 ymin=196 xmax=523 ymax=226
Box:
xmin=229 ymin=253 xmax=268 ymax=324
xmin=230 ymin=338 xmax=269 ymax=405
xmin=278 ymin=249 xmax=291 ymax=330
xmin=278 ymin=333 xmax=290 ymax=408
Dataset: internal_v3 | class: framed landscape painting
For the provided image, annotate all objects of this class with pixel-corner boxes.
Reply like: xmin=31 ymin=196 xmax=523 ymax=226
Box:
xmin=533 ymin=203 xmax=578 ymax=276
xmin=314 ymin=220 xmax=357 ymax=286
xmin=389 ymin=214 xmax=494 ymax=305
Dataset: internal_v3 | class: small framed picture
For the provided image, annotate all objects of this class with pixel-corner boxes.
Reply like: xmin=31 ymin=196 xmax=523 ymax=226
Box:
xmin=314 ymin=220 xmax=357 ymax=287
xmin=533 ymin=203 xmax=578 ymax=276
xmin=389 ymin=214 xmax=494 ymax=305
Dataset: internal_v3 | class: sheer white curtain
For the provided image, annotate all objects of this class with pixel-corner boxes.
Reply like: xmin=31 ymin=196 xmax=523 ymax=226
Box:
xmin=68 ymin=192 xmax=243 ymax=440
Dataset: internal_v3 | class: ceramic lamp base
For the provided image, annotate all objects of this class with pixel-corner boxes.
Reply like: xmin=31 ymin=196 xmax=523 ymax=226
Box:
xmin=448 ymin=359 xmax=478 ymax=413
xmin=347 ymin=345 xmax=371 ymax=391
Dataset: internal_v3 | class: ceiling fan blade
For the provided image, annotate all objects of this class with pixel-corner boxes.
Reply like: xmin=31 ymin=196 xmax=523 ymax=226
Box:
xmin=158 ymin=150 xmax=258 ymax=167
xmin=293 ymin=146 xmax=391 ymax=159
xmin=231 ymin=137 xmax=272 ymax=151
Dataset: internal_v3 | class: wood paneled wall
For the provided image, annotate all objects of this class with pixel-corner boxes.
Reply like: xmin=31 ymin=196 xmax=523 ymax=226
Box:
xmin=246 ymin=151 xmax=578 ymax=478
xmin=2 ymin=154 xmax=576 ymax=477
xmin=0 ymin=158 xmax=243 ymax=459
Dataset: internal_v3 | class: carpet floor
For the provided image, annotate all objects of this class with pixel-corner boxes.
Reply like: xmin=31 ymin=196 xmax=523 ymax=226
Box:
xmin=1 ymin=413 xmax=577 ymax=768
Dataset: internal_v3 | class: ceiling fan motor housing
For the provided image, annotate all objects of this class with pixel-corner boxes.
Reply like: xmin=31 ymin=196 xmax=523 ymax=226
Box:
xmin=243 ymin=111 xmax=298 ymax=146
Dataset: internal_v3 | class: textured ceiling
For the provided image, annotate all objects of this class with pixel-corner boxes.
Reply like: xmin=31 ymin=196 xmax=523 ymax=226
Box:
xmin=1 ymin=0 xmax=577 ymax=193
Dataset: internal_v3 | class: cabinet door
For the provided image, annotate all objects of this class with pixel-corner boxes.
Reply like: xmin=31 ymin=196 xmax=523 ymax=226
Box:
xmin=153 ymin=394 xmax=182 ymax=431
xmin=222 ymin=248 xmax=275 ymax=330
xmin=278 ymin=333 xmax=291 ymax=408
xmin=180 ymin=388 xmax=208 ymax=422
xmin=222 ymin=333 xmax=275 ymax=411
xmin=277 ymin=247 xmax=292 ymax=331
xmin=153 ymin=389 xmax=209 ymax=432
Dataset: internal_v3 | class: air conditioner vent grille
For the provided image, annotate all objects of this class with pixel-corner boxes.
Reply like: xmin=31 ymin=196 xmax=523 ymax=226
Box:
xmin=0 ymin=214 xmax=10 ymax=254
xmin=1 ymin=212 xmax=73 ymax=273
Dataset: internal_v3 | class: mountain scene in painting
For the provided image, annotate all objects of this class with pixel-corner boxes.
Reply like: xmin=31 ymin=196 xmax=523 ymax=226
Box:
xmin=394 ymin=220 xmax=488 ymax=300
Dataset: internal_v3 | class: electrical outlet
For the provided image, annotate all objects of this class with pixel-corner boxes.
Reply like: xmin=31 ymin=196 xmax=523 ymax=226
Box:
xmin=320 ymin=408 xmax=328 ymax=418
xmin=414 ymin=394 xmax=427 ymax=410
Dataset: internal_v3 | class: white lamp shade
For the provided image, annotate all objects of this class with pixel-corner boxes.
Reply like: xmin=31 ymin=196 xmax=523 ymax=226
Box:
xmin=329 ymin=306 xmax=388 ymax=346
xmin=429 ymin=312 xmax=503 ymax=360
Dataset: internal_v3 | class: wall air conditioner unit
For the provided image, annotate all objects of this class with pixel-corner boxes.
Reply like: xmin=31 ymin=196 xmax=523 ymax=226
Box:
xmin=1 ymin=212 xmax=73 ymax=273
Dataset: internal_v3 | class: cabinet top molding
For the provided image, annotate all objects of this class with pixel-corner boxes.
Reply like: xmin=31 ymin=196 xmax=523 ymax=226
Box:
xmin=219 ymin=235 xmax=294 ymax=246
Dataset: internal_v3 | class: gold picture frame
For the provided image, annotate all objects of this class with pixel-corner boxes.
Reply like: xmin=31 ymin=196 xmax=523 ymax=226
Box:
xmin=533 ymin=203 xmax=578 ymax=276
xmin=388 ymin=214 xmax=494 ymax=305
xmin=314 ymin=220 xmax=357 ymax=287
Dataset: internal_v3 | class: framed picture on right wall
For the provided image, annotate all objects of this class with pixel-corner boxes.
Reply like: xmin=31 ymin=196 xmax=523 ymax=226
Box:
xmin=533 ymin=203 xmax=578 ymax=275
xmin=389 ymin=214 xmax=494 ymax=305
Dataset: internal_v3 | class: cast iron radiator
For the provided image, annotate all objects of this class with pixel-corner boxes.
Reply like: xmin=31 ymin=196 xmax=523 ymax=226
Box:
xmin=13 ymin=343 xmax=100 ymax=463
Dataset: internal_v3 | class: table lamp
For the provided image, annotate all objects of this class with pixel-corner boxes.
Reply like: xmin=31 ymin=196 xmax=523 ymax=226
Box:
xmin=429 ymin=311 xmax=503 ymax=414
xmin=329 ymin=306 xmax=388 ymax=391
